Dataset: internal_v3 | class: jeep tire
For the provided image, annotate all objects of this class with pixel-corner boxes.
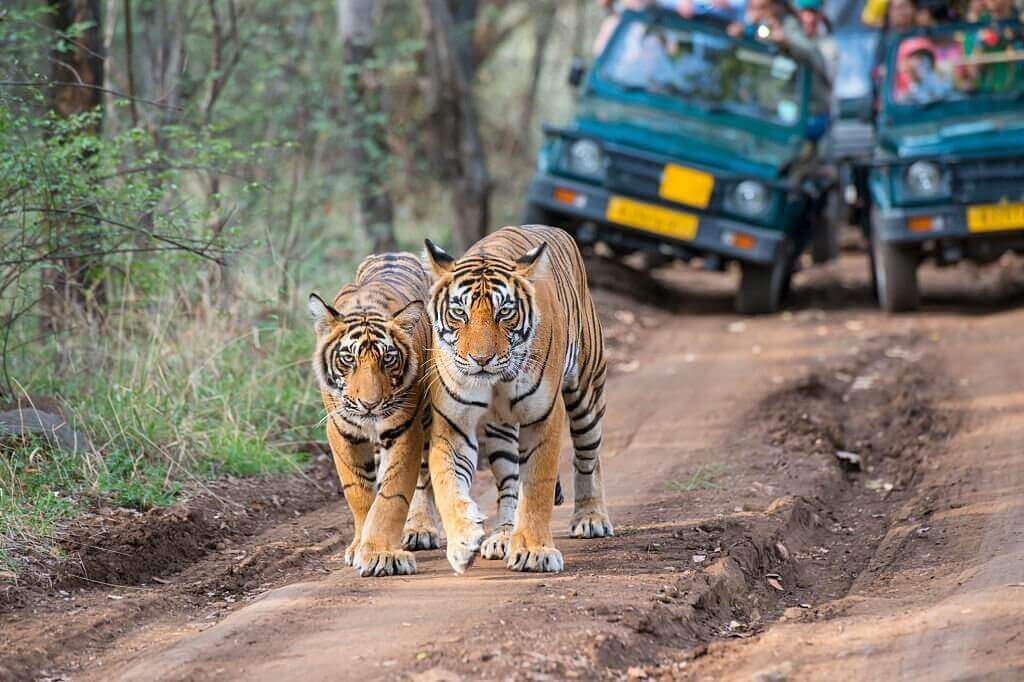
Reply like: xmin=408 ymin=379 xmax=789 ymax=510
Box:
xmin=811 ymin=191 xmax=840 ymax=264
xmin=871 ymin=220 xmax=920 ymax=313
xmin=736 ymin=256 xmax=789 ymax=315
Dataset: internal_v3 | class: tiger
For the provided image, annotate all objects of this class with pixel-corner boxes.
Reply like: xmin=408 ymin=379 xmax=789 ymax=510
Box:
xmin=308 ymin=252 xmax=441 ymax=577
xmin=424 ymin=225 xmax=613 ymax=575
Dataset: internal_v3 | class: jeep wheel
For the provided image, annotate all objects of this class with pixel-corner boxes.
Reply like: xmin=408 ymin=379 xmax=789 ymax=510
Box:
xmin=810 ymin=191 xmax=840 ymax=264
xmin=736 ymin=257 xmax=789 ymax=315
xmin=871 ymin=229 xmax=920 ymax=313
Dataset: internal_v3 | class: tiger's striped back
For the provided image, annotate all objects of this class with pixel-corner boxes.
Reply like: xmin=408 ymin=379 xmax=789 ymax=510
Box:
xmin=335 ymin=252 xmax=431 ymax=314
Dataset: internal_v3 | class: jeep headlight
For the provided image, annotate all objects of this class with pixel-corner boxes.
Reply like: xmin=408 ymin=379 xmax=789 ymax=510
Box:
xmin=727 ymin=180 xmax=770 ymax=217
xmin=904 ymin=161 xmax=945 ymax=197
xmin=566 ymin=139 xmax=605 ymax=179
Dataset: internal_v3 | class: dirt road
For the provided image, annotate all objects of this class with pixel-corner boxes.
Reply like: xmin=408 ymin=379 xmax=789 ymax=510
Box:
xmin=3 ymin=252 xmax=1024 ymax=680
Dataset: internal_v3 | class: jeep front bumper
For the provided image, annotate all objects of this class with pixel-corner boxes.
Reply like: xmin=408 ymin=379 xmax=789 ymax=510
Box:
xmin=526 ymin=174 xmax=787 ymax=266
xmin=874 ymin=203 xmax=1024 ymax=245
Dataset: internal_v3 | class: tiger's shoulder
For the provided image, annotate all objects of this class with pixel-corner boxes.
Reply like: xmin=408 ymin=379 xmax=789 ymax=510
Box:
xmin=473 ymin=225 xmax=581 ymax=260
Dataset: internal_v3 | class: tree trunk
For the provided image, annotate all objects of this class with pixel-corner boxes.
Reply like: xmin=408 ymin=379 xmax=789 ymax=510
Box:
xmin=49 ymin=0 xmax=104 ymax=121
xmin=519 ymin=0 xmax=557 ymax=150
xmin=447 ymin=0 xmax=478 ymax=79
xmin=419 ymin=0 xmax=491 ymax=253
xmin=42 ymin=0 xmax=106 ymax=323
xmin=339 ymin=0 xmax=397 ymax=254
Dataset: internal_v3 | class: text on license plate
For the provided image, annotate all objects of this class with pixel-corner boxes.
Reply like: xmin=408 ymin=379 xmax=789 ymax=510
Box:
xmin=967 ymin=202 xmax=1024 ymax=233
xmin=606 ymin=196 xmax=699 ymax=241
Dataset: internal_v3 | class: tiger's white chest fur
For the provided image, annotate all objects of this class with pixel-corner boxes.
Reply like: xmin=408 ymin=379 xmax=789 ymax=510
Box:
xmin=438 ymin=360 xmax=561 ymax=428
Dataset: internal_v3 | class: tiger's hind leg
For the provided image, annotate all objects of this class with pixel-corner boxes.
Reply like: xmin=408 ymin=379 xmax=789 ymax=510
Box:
xmin=479 ymin=422 xmax=519 ymax=560
xmin=563 ymin=372 xmax=613 ymax=538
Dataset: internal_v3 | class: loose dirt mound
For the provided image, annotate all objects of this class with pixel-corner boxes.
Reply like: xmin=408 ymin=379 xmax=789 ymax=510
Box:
xmin=61 ymin=469 xmax=338 ymax=588
xmin=2 ymin=451 xmax=339 ymax=608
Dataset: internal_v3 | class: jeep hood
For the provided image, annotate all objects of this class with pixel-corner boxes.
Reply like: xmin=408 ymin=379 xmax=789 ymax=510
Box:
xmin=880 ymin=114 xmax=1024 ymax=158
xmin=572 ymin=96 xmax=803 ymax=179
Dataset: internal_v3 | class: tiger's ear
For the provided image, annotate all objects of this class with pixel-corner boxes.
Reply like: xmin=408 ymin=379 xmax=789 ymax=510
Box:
xmin=515 ymin=242 xmax=549 ymax=281
xmin=308 ymin=293 xmax=340 ymax=336
xmin=424 ymin=239 xmax=455 ymax=279
xmin=391 ymin=299 xmax=424 ymax=336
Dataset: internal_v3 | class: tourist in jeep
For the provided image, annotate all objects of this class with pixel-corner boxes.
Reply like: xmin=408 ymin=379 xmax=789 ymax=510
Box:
xmin=727 ymin=0 xmax=822 ymax=68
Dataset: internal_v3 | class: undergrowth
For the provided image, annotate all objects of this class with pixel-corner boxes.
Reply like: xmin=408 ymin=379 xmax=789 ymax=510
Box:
xmin=0 ymin=295 xmax=319 ymax=573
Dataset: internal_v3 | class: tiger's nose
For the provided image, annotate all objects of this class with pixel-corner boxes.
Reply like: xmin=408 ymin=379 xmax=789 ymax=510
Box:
xmin=357 ymin=398 xmax=381 ymax=411
xmin=469 ymin=352 xmax=495 ymax=367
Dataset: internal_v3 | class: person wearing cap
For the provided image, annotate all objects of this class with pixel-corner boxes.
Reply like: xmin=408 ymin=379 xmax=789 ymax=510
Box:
xmin=895 ymin=37 xmax=953 ymax=103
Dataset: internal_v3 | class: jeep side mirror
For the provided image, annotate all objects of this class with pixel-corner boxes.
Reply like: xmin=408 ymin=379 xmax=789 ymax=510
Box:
xmin=568 ymin=58 xmax=586 ymax=88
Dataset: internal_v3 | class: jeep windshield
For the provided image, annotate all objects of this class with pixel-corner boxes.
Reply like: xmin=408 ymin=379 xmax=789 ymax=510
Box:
xmin=597 ymin=14 xmax=805 ymax=127
xmin=887 ymin=22 xmax=1024 ymax=116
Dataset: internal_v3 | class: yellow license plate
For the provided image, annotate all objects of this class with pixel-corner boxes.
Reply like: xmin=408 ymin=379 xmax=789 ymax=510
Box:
xmin=967 ymin=202 xmax=1024 ymax=233
xmin=606 ymin=196 xmax=699 ymax=241
xmin=659 ymin=164 xmax=714 ymax=209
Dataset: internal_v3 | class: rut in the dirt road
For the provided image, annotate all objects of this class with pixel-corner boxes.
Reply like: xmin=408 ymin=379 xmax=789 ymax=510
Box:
xmin=585 ymin=334 xmax=956 ymax=676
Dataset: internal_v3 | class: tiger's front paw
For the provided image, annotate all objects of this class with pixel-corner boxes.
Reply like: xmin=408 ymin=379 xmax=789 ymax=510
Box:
xmin=402 ymin=520 xmax=441 ymax=551
xmin=480 ymin=525 xmax=513 ymax=560
xmin=445 ymin=525 xmax=485 ymax=575
xmin=507 ymin=533 xmax=564 ymax=573
xmin=353 ymin=543 xmax=417 ymax=577
xmin=569 ymin=509 xmax=614 ymax=539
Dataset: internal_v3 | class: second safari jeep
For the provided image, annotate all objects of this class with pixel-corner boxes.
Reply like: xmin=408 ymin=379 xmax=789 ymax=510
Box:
xmin=866 ymin=20 xmax=1024 ymax=312
xmin=524 ymin=8 xmax=831 ymax=314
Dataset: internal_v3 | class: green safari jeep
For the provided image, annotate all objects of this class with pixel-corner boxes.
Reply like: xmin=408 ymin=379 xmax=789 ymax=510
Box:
xmin=867 ymin=21 xmax=1024 ymax=312
xmin=523 ymin=9 xmax=831 ymax=314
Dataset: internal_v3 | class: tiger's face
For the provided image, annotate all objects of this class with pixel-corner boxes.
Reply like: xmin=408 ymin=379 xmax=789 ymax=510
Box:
xmin=425 ymin=239 xmax=548 ymax=383
xmin=308 ymin=295 xmax=423 ymax=423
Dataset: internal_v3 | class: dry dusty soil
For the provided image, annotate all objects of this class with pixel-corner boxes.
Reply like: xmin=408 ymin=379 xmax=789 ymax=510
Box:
xmin=3 ymin=251 xmax=1024 ymax=681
